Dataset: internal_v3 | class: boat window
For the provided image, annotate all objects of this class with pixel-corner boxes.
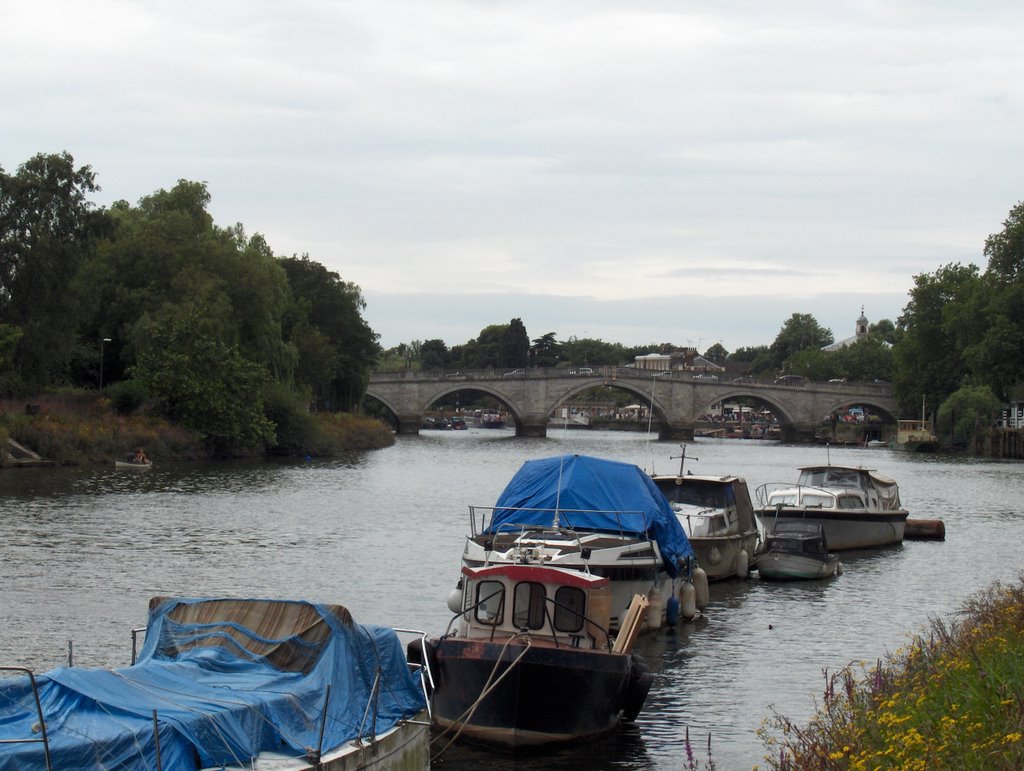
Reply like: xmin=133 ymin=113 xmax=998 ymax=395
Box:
xmin=475 ymin=581 xmax=505 ymax=625
xmin=836 ymin=494 xmax=865 ymax=510
xmin=800 ymin=493 xmax=834 ymax=508
xmin=513 ymin=582 xmax=547 ymax=630
xmin=552 ymin=586 xmax=586 ymax=633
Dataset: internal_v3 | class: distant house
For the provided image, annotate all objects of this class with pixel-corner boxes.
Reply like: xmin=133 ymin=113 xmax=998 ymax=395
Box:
xmin=634 ymin=349 xmax=725 ymax=373
xmin=822 ymin=307 xmax=890 ymax=351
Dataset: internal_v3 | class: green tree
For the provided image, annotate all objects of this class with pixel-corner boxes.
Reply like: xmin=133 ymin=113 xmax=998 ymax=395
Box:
xmin=937 ymin=384 xmax=1001 ymax=446
xmin=279 ymin=255 xmax=379 ymax=411
xmin=894 ymin=263 xmax=980 ymax=415
xmin=831 ymin=337 xmax=895 ymax=382
xmin=703 ymin=342 xmax=729 ymax=365
xmin=0 ymin=152 xmax=111 ymax=390
xmin=132 ymin=312 xmax=275 ymax=455
xmin=530 ymin=332 xmax=562 ymax=367
xmin=420 ymin=339 xmax=449 ymax=370
xmin=502 ymin=318 xmax=530 ymax=368
xmin=770 ymin=313 xmax=834 ymax=372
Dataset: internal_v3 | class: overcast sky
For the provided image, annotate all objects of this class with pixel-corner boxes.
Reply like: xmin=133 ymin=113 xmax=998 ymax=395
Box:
xmin=7 ymin=1 xmax=1023 ymax=353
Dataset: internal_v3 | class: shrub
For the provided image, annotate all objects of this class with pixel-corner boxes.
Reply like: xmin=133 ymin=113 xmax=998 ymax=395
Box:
xmin=105 ymin=379 xmax=151 ymax=414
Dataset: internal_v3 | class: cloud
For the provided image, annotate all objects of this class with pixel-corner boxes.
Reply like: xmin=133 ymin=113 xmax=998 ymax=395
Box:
xmin=5 ymin=0 xmax=1021 ymax=354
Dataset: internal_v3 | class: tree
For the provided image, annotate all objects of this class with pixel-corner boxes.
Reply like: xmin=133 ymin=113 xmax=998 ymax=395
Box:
xmin=0 ymin=152 xmax=111 ymax=390
xmin=279 ymin=255 xmax=380 ymax=411
xmin=420 ymin=339 xmax=449 ymax=370
xmin=894 ymin=263 xmax=980 ymax=415
xmin=770 ymin=314 xmax=834 ymax=372
xmin=983 ymin=200 xmax=1024 ymax=280
xmin=530 ymin=332 xmax=562 ymax=367
xmin=501 ymin=318 xmax=530 ymax=368
xmin=703 ymin=342 xmax=729 ymax=365
xmin=937 ymin=384 xmax=1000 ymax=446
xmin=132 ymin=311 xmax=275 ymax=455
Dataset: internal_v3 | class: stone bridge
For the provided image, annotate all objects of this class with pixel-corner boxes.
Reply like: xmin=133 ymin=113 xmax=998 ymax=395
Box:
xmin=365 ymin=367 xmax=897 ymax=442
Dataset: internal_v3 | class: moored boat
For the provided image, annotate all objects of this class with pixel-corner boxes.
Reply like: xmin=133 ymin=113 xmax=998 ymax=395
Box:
xmin=0 ymin=597 xmax=429 ymax=771
xmin=459 ymin=454 xmax=699 ymax=632
xmin=755 ymin=520 xmax=842 ymax=580
xmin=411 ymin=563 xmax=652 ymax=750
xmin=754 ymin=464 xmax=909 ymax=550
xmin=650 ymin=455 xmax=759 ymax=580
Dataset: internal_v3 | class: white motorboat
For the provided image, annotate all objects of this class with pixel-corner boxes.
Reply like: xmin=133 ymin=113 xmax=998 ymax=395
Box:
xmin=459 ymin=454 xmax=700 ymax=632
xmin=651 ymin=468 xmax=759 ymax=581
xmin=754 ymin=464 xmax=909 ymax=550
xmin=755 ymin=520 xmax=842 ymax=580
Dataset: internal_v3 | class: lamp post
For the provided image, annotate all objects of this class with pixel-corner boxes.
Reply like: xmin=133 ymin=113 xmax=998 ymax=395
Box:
xmin=99 ymin=337 xmax=111 ymax=390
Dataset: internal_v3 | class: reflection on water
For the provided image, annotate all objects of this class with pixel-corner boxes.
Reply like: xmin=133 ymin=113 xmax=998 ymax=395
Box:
xmin=2 ymin=431 xmax=1023 ymax=769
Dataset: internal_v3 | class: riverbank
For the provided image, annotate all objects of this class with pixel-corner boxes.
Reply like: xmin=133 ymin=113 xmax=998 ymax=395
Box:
xmin=759 ymin=573 xmax=1024 ymax=769
xmin=0 ymin=394 xmax=393 ymax=466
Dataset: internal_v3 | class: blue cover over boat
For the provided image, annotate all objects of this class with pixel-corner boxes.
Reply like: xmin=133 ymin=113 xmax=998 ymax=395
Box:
xmin=0 ymin=597 xmax=426 ymax=770
xmin=487 ymin=454 xmax=694 ymax=576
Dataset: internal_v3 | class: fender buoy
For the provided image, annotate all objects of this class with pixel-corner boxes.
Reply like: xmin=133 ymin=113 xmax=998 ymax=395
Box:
xmin=736 ymin=549 xmax=749 ymax=579
xmin=447 ymin=586 xmax=463 ymax=614
xmin=622 ymin=657 xmax=653 ymax=721
xmin=665 ymin=593 xmax=680 ymax=626
xmin=647 ymin=587 xmax=664 ymax=629
xmin=692 ymin=566 xmax=709 ymax=610
xmin=680 ymin=582 xmax=697 ymax=621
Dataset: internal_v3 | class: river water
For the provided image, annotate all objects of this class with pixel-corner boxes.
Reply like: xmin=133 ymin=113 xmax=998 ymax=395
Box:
xmin=2 ymin=429 xmax=1023 ymax=770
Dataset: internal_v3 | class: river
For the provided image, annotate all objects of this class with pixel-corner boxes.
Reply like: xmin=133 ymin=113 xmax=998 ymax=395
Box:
xmin=2 ymin=429 xmax=1023 ymax=769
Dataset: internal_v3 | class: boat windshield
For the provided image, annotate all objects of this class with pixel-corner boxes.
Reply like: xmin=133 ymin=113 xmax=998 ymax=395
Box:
xmin=767 ymin=490 xmax=835 ymax=508
xmin=798 ymin=468 xmax=865 ymax=489
xmin=660 ymin=480 xmax=730 ymax=510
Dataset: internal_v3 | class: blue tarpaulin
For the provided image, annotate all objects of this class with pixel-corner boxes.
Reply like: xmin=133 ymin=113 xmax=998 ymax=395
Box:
xmin=486 ymin=454 xmax=694 ymax=576
xmin=0 ymin=597 xmax=426 ymax=770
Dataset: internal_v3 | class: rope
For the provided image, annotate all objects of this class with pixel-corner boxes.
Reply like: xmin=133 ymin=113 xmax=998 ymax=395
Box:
xmin=429 ymin=635 xmax=532 ymax=762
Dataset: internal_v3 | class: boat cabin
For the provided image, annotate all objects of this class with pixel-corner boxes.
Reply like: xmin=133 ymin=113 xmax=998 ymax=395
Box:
xmin=454 ymin=564 xmax=612 ymax=650
xmin=764 ymin=521 xmax=830 ymax=556
xmin=765 ymin=465 xmax=902 ymax=512
xmin=654 ymin=474 xmax=756 ymax=538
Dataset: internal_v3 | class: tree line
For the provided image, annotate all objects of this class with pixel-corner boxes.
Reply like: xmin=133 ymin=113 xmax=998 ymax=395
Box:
xmin=0 ymin=152 xmax=378 ymax=454
xmin=3 ymin=152 xmax=1021 ymax=448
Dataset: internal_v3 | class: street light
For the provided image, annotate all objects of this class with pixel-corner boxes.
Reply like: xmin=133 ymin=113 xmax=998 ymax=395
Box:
xmin=99 ymin=337 xmax=111 ymax=391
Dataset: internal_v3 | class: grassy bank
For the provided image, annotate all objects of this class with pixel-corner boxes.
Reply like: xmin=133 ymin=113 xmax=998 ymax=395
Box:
xmin=760 ymin=574 xmax=1024 ymax=769
xmin=0 ymin=395 xmax=393 ymax=465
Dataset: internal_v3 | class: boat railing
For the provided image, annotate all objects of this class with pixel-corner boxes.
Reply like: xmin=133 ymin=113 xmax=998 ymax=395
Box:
xmin=469 ymin=505 xmax=653 ymax=543
xmin=393 ymin=628 xmax=435 ymax=723
xmin=0 ymin=666 xmax=52 ymax=771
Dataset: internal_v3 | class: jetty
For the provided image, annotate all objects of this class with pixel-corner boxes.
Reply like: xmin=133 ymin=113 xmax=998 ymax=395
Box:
xmin=2 ymin=438 xmax=54 ymax=468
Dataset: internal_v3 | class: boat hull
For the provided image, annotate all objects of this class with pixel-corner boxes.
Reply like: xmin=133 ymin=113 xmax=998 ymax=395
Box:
xmin=115 ymin=460 xmax=152 ymax=470
xmin=756 ymin=551 xmax=840 ymax=580
xmin=688 ymin=531 xmax=759 ymax=580
xmin=428 ymin=637 xmax=647 ymax=750
xmin=755 ymin=509 xmax=906 ymax=550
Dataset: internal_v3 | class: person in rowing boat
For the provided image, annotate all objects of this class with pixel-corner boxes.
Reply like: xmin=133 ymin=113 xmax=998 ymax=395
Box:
xmin=132 ymin=447 xmax=149 ymax=464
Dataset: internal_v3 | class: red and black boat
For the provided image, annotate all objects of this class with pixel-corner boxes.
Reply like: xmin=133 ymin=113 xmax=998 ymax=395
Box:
xmin=409 ymin=563 xmax=652 ymax=750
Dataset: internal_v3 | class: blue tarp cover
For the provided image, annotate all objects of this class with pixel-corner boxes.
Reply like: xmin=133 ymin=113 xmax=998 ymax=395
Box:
xmin=487 ymin=454 xmax=693 ymax=576
xmin=0 ymin=597 xmax=426 ymax=770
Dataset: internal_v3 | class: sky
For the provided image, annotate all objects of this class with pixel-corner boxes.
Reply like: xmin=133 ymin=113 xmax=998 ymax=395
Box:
xmin=6 ymin=1 xmax=1024 ymax=353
